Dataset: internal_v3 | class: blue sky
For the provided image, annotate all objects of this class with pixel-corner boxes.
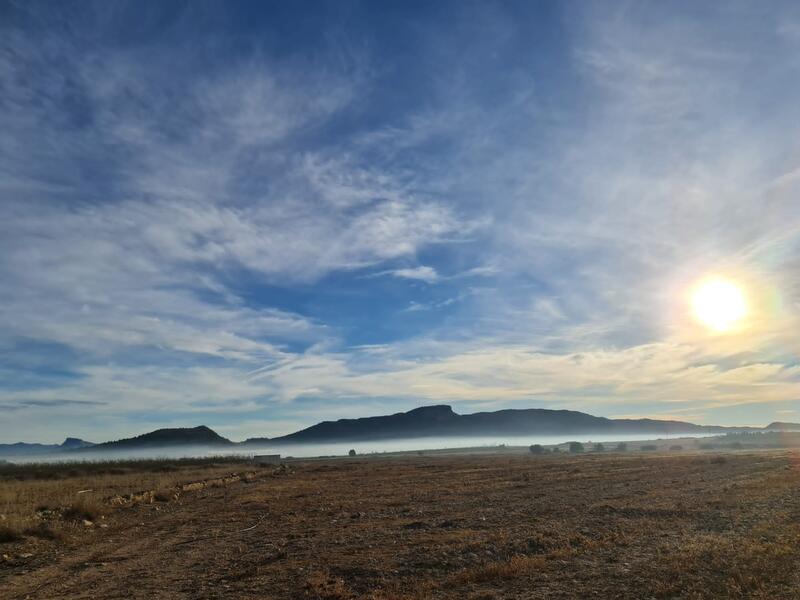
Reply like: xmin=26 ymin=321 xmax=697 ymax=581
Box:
xmin=1 ymin=1 xmax=799 ymax=442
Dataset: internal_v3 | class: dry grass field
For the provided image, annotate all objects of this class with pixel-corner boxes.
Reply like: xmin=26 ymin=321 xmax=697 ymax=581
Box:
xmin=2 ymin=450 xmax=800 ymax=599
xmin=0 ymin=457 xmax=257 ymax=539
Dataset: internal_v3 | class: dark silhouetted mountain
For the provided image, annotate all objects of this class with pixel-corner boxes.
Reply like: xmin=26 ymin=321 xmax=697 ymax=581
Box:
xmin=0 ymin=437 xmax=94 ymax=457
xmin=61 ymin=437 xmax=95 ymax=449
xmin=765 ymin=422 xmax=800 ymax=431
xmin=0 ymin=442 xmax=60 ymax=457
xmin=242 ymin=436 xmax=271 ymax=445
xmin=89 ymin=425 xmax=233 ymax=450
xmin=262 ymin=404 xmax=746 ymax=444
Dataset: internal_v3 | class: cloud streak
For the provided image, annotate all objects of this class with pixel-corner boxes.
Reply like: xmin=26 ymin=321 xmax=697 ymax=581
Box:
xmin=1 ymin=2 xmax=799 ymax=441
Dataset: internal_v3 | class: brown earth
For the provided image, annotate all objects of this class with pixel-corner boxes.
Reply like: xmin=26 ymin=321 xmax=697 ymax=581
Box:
xmin=2 ymin=450 xmax=800 ymax=599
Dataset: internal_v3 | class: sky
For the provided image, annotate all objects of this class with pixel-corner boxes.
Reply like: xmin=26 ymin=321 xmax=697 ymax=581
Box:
xmin=1 ymin=0 xmax=799 ymax=443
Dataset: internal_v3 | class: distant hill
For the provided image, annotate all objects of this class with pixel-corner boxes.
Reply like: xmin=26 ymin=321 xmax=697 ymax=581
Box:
xmin=61 ymin=437 xmax=95 ymax=449
xmin=0 ymin=437 xmax=95 ymax=458
xmin=88 ymin=425 xmax=233 ymax=450
xmin=765 ymin=422 xmax=800 ymax=431
xmin=260 ymin=404 xmax=741 ymax=444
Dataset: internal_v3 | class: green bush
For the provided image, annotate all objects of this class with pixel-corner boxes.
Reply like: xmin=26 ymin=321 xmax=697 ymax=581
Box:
xmin=569 ymin=442 xmax=584 ymax=453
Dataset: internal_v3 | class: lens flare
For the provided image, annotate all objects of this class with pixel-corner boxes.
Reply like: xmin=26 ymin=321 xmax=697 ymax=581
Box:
xmin=691 ymin=278 xmax=747 ymax=332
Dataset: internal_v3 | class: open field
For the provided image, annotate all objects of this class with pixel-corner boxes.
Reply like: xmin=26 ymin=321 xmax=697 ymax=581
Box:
xmin=2 ymin=450 xmax=800 ymax=599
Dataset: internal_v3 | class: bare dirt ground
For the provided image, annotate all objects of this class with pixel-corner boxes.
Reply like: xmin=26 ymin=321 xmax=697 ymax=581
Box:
xmin=2 ymin=450 xmax=800 ymax=599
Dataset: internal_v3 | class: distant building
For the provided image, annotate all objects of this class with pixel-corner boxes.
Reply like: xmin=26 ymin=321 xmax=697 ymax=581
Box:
xmin=253 ymin=454 xmax=281 ymax=465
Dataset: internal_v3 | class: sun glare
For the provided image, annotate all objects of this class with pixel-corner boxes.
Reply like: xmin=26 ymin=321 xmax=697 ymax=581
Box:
xmin=691 ymin=278 xmax=747 ymax=332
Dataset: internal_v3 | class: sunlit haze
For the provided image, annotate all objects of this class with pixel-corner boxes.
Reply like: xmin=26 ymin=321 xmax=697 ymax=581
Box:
xmin=691 ymin=279 xmax=747 ymax=332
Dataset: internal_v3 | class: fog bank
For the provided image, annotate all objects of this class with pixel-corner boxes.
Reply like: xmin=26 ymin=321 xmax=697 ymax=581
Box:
xmin=2 ymin=432 xmax=720 ymax=464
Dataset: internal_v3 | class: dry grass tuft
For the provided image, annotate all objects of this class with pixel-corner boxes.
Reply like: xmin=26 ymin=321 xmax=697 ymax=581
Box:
xmin=453 ymin=555 xmax=547 ymax=584
xmin=304 ymin=571 xmax=354 ymax=599
xmin=62 ymin=497 xmax=106 ymax=522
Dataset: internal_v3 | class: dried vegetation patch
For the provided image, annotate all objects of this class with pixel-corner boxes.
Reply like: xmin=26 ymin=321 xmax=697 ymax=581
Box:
xmin=0 ymin=457 xmax=257 ymax=547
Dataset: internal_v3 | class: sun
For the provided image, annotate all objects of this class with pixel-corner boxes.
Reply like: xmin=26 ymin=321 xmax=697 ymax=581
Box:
xmin=691 ymin=278 xmax=747 ymax=332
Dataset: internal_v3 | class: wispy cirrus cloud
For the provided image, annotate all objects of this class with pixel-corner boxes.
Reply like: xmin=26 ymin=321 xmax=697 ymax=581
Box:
xmin=1 ymin=2 xmax=799 ymax=442
xmin=2 ymin=399 xmax=107 ymax=411
xmin=390 ymin=266 xmax=440 ymax=283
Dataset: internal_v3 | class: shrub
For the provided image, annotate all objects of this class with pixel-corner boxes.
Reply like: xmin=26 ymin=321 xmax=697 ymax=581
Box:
xmin=24 ymin=522 xmax=64 ymax=541
xmin=669 ymin=445 xmax=684 ymax=451
xmin=568 ymin=442 xmax=584 ymax=454
xmin=616 ymin=442 xmax=628 ymax=452
xmin=62 ymin=498 xmax=105 ymax=522
xmin=529 ymin=444 xmax=546 ymax=455
xmin=154 ymin=489 xmax=174 ymax=502
xmin=593 ymin=443 xmax=605 ymax=452
xmin=0 ymin=524 xmax=22 ymax=544
xmin=348 ymin=449 xmax=356 ymax=457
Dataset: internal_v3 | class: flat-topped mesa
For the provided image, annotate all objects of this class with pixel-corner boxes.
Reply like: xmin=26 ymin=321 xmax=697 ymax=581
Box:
xmin=60 ymin=437 xmax=94 ymax=449
xmin=405 ymin=405 xmax=458 ymax=419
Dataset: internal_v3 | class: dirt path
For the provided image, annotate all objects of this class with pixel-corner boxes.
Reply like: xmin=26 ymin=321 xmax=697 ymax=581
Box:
xmin=2 ymin=476 xmax=291 ymax=599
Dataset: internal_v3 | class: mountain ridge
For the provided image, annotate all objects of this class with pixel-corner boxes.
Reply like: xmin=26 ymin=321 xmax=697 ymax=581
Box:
xmin=0 ymin=405 xmax=765 ymax=457
xmin=0 ymin=437 xmax=95 ymax=457
xmin=257 ymin=404 xmax=742 ymax=444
